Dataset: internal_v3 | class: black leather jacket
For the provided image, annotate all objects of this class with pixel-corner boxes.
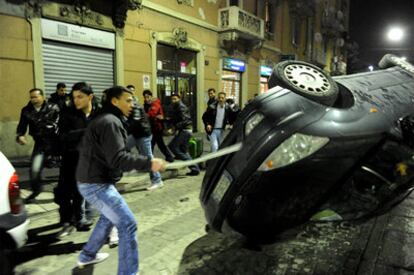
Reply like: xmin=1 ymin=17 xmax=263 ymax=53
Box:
xmin=59 ymin=103 xmax=101 ymax=153
xmin=76 ymin=104 xmax=151 ymax=184
xmin=202 ymin=102 xmax=231 ymax=134
xmin=127 ymin=98 xmax=152 ymax=138
xmin=167 ymin=101 xmax=192 ymax=131
xmin=16 ymin=101 xmax=60 ymax=142
xmin=48 ymin=92 xmax=71 ymax=111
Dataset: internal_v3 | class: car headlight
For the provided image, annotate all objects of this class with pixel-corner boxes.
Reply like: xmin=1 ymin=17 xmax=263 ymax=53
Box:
xmin=244 ymin=113 xmax=265 ymax=136
xmin=258 ymin=133 xmax=329 ymax=171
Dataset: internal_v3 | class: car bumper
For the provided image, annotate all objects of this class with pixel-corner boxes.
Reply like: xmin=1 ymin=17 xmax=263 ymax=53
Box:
xmin=7 ymin=218 xmax=30 ymax=248
xmin=0 ymin=210 xmax=29 ymax=249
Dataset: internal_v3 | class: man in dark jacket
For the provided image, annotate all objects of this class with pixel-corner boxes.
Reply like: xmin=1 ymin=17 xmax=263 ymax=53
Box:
xmin=143 ymin=89 xmax=175 ymax=162
xmin=202 ymin=92 xmax=232 ymax=152
xmin=75 ymin=86 xmax=166 ymax=273
xmin=167 ymin=93 xmax=200 ymax=176
xmin=207 ymin=88 xmax=217 ymax=106
xmin=55 ymin=82 xmax=98 ymax=237
xmin=125 ymin=85 xmax=163 ymax=191
xmin=16 ymin=88 xmax=60 ymax=203
xmin=48 ymin=82 xmax=70 ymax=111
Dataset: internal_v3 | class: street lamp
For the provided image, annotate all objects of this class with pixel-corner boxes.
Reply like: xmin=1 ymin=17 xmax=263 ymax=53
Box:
xmin=387 ymin=27 xmax=404 ymax=42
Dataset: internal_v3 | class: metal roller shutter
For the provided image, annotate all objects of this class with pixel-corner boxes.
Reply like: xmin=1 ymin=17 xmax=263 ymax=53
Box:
xmin=42 ymin=40 xmax=114 ymax=100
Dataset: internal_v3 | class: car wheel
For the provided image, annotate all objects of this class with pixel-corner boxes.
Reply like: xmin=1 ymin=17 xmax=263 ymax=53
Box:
xmin=268 ymin=61 xmax=339 ymax=106
xmin=378 ymin=54 xmax=414 ymax=73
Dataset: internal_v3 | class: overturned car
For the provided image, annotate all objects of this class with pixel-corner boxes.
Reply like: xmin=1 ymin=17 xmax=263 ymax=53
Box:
xmin=200 ymin=54 xmax=414 ymax=243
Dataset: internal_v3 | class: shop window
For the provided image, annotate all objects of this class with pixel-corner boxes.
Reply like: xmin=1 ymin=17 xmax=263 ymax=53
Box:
xmin=260 ymin=77 xmax=269 ymax=94
xmin=222 ymin=70 xmax=241 ymax=105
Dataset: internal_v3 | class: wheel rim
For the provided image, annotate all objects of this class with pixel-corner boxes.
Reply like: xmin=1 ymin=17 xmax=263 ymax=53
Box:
xmin=283 ymin=64 xmax=331 ymax=96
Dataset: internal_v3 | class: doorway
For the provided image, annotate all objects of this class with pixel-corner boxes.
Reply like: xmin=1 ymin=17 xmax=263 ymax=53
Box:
xmin=156 ymin=44 xmax=197 ymax=130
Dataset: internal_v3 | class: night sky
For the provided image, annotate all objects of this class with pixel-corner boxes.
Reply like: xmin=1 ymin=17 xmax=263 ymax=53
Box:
xmin=349 ymin=0 xmax=414 ymax=70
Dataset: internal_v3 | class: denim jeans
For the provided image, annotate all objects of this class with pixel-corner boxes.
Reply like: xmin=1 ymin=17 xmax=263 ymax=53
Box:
xmin=126 ymin=135 xmax=162 ymax=184
xmin=77 ymin=183 xmax=138 ymax=275
xmin=209 ymin=129 xmax=223 ymax=152
xmin=168 ymin=130 xmax=200 ymax=172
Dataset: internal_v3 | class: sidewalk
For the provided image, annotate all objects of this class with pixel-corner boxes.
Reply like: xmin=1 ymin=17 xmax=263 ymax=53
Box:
xmin=15 ymin=170 xmax=206 ymax=275
xmin=22 ymin=168 xmax=187 ymax=220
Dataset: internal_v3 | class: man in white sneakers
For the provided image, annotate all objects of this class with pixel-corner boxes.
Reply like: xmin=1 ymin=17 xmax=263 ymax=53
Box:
xmin=76 ymin=86 xmax=166 ymax=273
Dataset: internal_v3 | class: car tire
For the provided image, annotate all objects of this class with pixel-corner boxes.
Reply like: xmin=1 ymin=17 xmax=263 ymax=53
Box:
xmin=378 ymin=54 xmax=414 ymax=73
xmin=268 ymin=61 xmax=339 ymax=106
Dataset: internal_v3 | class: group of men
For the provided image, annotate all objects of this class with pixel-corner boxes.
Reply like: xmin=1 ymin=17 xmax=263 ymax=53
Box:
xmin=16 ymin=82 xmax=237 ymax=274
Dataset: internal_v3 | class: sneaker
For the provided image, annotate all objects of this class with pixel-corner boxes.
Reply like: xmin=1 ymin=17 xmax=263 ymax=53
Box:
xmin=77 ymin=252 xmax=109 ymax=267
xmin=56 ymin=223 xmax=75 ymax=238
xmin=147 ymin=181 xmax=164 ymax=191
xmin=186 ymin=170 xmax=200 ymax=176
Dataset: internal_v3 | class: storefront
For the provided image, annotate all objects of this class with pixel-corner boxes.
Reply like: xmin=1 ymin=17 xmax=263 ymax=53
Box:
xmin=260 ymin=65 xmax=272 ymax=93
xmin=41 ymin=19 xmax=115 ymax=99
xmin=221 ymin=58 xmax=246 ymax=105
xmin=156 ymin=43 xmax=197 ymax=130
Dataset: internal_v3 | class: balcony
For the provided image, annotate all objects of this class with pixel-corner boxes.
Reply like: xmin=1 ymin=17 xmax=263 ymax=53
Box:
xmin=218 ymin=6 xmax=264 ymax=54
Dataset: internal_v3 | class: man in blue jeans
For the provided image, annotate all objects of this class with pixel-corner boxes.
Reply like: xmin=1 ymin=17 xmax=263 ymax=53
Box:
xmin=125 ymin=85 xmax=163 ymax=191
xmin=76 ymin=86 xmax=166 ymax=274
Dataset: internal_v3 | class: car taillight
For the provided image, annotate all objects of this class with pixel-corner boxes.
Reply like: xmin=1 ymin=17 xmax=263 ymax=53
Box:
xmin=9 ymin=172 xmax=22 ymax=214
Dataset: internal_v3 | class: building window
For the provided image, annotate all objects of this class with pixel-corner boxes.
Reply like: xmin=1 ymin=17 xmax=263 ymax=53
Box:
xmin=259 ymin=0 xmax=276 ymax=38
xmin=228 ymin=0 xmax=242 ymax=8
xmin=291 ymin=17 xmax=301 ymax=47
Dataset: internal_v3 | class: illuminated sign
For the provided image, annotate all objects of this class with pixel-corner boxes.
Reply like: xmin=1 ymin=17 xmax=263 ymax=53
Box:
xmin=260 ymin=66 xmax=272 ymax=76
xmin=223 ymin=58 xmax=246 ymax=72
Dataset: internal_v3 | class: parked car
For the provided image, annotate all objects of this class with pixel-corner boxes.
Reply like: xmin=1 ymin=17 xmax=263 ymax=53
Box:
xmin=200 ymin=54 xmax=414 ymax=244
xmin=0 ymin=151 xmax=30 ymax=274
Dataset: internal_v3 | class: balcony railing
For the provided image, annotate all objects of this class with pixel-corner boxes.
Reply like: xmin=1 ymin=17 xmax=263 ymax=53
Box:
xmin=218 ymin=6 xmax=264 ymax=40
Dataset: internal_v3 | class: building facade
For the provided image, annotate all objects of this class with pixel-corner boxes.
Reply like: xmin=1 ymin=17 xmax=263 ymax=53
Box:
xmin=0 ymin=0 xmax=349 ymax=157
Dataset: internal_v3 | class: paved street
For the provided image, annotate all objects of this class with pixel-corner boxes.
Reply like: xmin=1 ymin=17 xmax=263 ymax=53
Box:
xmin=7 ymin=162 xmax=414 ymax=274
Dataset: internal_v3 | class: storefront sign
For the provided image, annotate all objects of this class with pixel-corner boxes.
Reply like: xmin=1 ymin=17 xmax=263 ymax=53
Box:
xmin=260 ymin=66 xmax=272 ymax=76
xmin=223 ymin=58 xmax=246 ymax=72
xmin=41 ymin=18 xmax=115 ymax=49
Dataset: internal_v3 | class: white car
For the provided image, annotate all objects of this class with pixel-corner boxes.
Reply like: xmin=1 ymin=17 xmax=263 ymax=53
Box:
xmin=0 ymin=151 xmax=30 ymax=273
